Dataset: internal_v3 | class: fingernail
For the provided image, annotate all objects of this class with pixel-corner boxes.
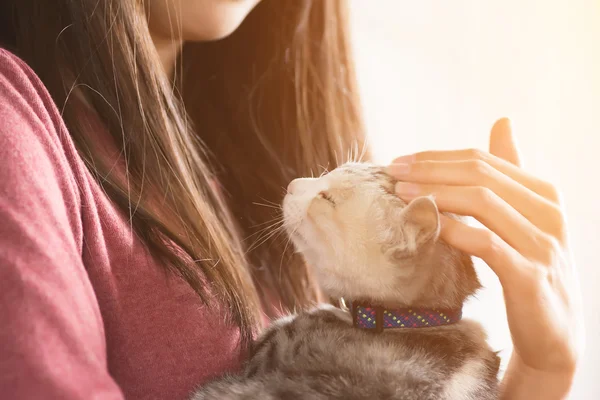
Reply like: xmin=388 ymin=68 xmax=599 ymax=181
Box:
xmin=393 ymin=154 xmax=416 ymax=164
xmin=395 ymin=182 xmax=420 ymax=197
xmin=492 ymin=117 xmax=512 ymax=134
xmin=387 ymin=163 xmax=411 ymax=176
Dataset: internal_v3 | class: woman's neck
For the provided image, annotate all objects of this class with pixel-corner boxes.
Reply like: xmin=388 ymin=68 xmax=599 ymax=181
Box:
xmin=151 ymin=34 xmax=183 ymax=77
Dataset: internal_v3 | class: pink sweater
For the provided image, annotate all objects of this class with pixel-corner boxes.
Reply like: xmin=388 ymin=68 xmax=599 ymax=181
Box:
xmin=0 ymin=49 xmax=244 ymax=399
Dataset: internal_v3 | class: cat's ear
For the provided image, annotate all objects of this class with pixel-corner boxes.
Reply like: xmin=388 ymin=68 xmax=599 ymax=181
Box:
xmin=384 ymin=196 xmax=441 ymax=264
xmin=400 ymin=195 xmax=441 ymax=245
xmin=386 ymin=196 xmax=440 ymax=259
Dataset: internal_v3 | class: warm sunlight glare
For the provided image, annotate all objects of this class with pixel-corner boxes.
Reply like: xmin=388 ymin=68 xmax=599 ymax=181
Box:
xmin=350 ymin=1 xmax=599 ymax=399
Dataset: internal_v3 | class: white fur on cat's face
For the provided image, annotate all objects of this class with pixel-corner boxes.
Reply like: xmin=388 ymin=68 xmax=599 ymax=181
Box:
xmin=283 ymin=162 xmax=442 ymax=303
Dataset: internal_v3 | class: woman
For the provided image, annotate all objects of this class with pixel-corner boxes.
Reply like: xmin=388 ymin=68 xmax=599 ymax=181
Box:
xmin=0 ymin=0 xmax=582 ymax=399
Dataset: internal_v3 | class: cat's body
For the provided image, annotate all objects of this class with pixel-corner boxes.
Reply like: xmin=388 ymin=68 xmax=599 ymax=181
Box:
xmin=195 ymin=306 xmax=499 ymax=400
xmin=192 ymin=162 xmax=500 ymax=400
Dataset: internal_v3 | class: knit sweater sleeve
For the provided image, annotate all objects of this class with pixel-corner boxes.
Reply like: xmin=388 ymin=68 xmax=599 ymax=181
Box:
xmin=0 ymin=48 xmax=124 ymax=399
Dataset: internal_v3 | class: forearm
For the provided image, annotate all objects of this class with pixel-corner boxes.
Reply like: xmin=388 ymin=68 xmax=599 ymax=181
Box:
xmin=499 ymin=353 xmax=575 ymax=400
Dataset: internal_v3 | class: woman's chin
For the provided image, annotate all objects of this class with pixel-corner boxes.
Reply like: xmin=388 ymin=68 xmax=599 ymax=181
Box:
xmin=148 ymin=0 xmax=261 ymax=43
xmin=181 ymin=22 xmax=244 ymax=42
xmin=182 ymin=0 xmax=261 ymax=42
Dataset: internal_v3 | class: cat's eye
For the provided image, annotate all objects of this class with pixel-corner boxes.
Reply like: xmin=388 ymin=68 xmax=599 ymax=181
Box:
xmin=318 ymin=191 xmax=335 ymax=205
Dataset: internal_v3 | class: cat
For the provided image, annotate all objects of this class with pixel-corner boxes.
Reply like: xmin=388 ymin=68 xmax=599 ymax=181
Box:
xmin=191 ymin=162 xmax=500 ymax=400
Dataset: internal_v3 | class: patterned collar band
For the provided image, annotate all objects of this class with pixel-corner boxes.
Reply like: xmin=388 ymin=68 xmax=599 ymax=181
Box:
xmin=348 ymin=301 xmax=463 ymax=333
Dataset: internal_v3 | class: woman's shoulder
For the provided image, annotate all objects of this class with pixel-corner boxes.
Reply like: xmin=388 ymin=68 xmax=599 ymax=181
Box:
xmin=0 ymin=47 xmax=32 ymax=79
xmin=0 ymin=47 xmax=34 ymax=78
xmin=0 ymin=48 xmax=54 ymax=109
xmin=0 ymin=47 xmax=82 ymax=218
xmin=0 ymin=48 xmax=67 ymax=136
xmin=0 ymin=46 xmax=80 ymax=152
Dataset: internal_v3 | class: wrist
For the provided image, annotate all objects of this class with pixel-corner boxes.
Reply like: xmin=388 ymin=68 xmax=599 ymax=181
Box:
xmin=500 ymin=353 xmax=576 ymax=400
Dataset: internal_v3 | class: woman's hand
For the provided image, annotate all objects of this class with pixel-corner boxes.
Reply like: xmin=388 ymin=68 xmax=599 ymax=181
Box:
xmin=387 ymin=118 xmax=583 ymax=399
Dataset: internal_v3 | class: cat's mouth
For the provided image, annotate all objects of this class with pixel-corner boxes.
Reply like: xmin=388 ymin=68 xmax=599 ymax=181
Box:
xmin=282 ymin=218 xmax=311 ymax=254
xmin=282 ymin=194 xmax=313 ymax=250
xmin=282 ymin=198 xmax=300 ymax=227
xmin=283 ymin=216 xmax=308 ymax=248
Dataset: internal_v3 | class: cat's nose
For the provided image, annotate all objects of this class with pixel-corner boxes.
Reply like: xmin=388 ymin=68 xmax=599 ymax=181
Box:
xmin=287 ymin=178 xmax=313 ymax=195
xmin=287 ymin=179 xmax=299 ymax=195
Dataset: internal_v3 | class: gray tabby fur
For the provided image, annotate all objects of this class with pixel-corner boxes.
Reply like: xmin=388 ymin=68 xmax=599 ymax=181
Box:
xmin=191 ymin=162 xmax=500 ymax=400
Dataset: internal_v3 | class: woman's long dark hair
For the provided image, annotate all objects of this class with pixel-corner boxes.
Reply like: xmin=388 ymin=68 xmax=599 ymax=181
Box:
xmin=0 ymin=0 xmax=369 ymax=344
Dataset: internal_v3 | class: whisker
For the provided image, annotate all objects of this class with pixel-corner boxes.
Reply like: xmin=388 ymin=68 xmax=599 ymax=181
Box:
xmin=250 ymin=216 xmax=284 ymax=229
xmin=269 ymin=228 xmax=290 ymax=247
xmin=279 ymin=224 xmax=300 ymax=282
xmin=246 ymin=215 xmax=286 ymax=240
xmin=317 ymin=163 xmax=330 ymax=178
xmin=245 ymin=219 xmax=285 ymax=241
xmin=252 ymin=202 xmax=281 ymax=210
xmin=258 ymin=197 xmax=281 ymax=207
xmin=246 ymin=230 xmax=280 ymax=253
xmin=246 ymin=224 xmax=285 ymax=243
xmin=358 ymin=136 xmax=369 ymax=163
xmin=247 ymin=224 xmax=288 ymax=253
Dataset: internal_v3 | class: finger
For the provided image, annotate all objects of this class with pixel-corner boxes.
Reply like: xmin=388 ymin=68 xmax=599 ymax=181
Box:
xmin=392 ymin=149 xmax=560 ymax=204
xmin=439 ymin=214 xmax=530 ymax=286
xmin=387 ymin=160 xmax=564 ymax=239
xmin=489 ymin=118 xmax=522 ymax=167
xmin=395 ymin=182 xmax=553 ymax=261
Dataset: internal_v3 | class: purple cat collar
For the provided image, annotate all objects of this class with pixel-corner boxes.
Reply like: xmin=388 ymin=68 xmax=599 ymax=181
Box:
xmin=348 ymin=301 xmax=462 ymax=333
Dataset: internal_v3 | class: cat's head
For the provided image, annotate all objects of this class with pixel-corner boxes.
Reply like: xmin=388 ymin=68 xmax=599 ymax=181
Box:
xmin=282 ymin=162 xmax=480 ymax=309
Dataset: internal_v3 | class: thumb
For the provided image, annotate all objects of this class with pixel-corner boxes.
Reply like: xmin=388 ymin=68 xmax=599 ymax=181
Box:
xmin=489 ymin=118 xmax=522 ymax=167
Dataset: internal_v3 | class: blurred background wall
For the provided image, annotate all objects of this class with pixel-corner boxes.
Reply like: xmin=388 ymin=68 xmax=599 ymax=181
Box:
xmin=349 ymin=1 xmax=599 ymax=398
